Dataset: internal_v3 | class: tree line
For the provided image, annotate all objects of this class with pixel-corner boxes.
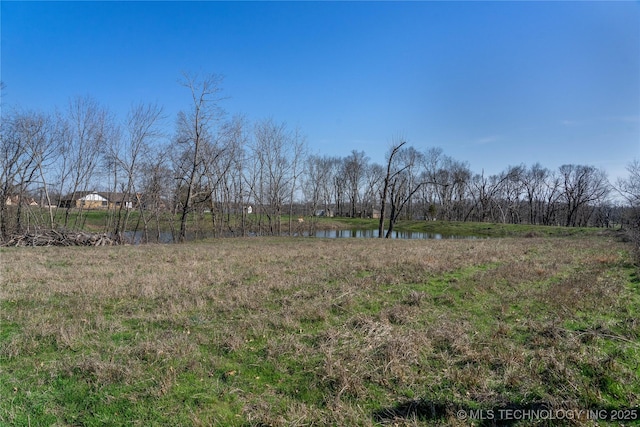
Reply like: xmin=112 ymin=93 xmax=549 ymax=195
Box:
xmin=1 ymin=75 xmax=638 ymax=242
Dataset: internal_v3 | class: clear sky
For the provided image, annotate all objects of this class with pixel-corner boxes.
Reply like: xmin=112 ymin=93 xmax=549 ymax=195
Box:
xmin=2 ymin=1 xmax=639 ymax=181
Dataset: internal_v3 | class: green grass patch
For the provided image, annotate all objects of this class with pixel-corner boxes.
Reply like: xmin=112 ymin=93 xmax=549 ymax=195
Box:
xmin=1 ymin=235 xmax=638 ymax=425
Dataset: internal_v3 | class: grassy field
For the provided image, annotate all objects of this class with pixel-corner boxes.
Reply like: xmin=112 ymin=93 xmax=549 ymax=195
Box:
xmin=1 ymin=232 xmax=639 ymax=426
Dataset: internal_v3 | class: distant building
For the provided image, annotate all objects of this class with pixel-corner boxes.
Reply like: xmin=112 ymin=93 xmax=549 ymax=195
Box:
xmin=58 ymin=191 xmax=136 ymax=210
xmin=314 ymin=209 xmax=334 ymax=217
xmin=5 ymin=195 xmax=38 ymax=207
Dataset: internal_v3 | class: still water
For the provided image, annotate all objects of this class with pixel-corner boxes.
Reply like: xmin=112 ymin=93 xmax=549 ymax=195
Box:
xmin=125 ymin=229 xmax=481 ymax=243
xmin=309 ymin=229 xmax=479 ymax=239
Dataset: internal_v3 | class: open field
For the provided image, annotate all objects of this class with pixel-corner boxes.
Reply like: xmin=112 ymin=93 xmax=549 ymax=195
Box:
xmin=1 ymin=233 xmax=639 ymax=426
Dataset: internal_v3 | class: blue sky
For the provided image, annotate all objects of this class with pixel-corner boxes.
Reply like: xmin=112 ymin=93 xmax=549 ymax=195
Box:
xmin=2 ymin=1 xmax=639 ymax=181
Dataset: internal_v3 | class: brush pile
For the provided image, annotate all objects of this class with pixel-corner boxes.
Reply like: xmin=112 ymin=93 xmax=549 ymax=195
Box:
xmin=1 ymin=230 xmax=117 ymax=247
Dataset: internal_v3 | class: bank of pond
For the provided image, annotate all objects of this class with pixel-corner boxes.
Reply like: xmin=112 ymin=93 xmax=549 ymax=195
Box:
xmin=2 ymin=219 xmax=605 ymax=246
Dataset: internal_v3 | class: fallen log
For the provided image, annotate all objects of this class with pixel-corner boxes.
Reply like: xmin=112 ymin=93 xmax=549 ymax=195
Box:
xmin=1 ymin=230 xmax=118 ymax=247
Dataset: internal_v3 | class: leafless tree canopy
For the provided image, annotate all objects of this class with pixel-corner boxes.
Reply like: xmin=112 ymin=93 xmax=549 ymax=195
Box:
xmin=0 ymin=77 xmax=633 ymax=243
xmin=616 ymin=160 xmax=640 ymax=256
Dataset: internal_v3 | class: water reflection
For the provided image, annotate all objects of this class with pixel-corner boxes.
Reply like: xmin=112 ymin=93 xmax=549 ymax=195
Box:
xmin=309 ymin=229 xmax=479 ymax=239
xmin=124 ymin=229 xmax=481 ymax=243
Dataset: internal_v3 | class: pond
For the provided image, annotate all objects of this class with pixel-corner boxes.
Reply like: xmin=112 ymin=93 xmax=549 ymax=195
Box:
xmin=307 ymin=229 xmax=481 ymax=239
xmin=125 ymin=229 xmax=483 ymax=243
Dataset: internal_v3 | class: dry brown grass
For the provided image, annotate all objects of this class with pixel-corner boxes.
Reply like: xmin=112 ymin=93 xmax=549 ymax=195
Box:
xmin=1 ymin=235 xmax=638 ymax=426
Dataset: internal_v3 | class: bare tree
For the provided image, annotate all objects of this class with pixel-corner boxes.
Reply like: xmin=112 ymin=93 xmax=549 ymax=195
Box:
xmin=321 ymin=157 xmax=341 ymax=215
xmin=222 ymin=117 xmax=250 ymax=236
xmin=617 ymin=159 xmax=640 ymax=210
xmin=332 ymin=158 xmax=347 ymax=217
xmin=540 ymin=170 xmax=563 ymax=226
xmin=303 ymin=155 xmax=328 ymax=218
xmin=0 ymin=109 xmax=60 ymax=239
xmin=244 ymin=124 xmax=263 ymax=233
xmin=420 ymin=147 xmax=445 ymax=220
xmin=20 ymin=111 xmax=60 ymax=230
xmin=559 ymin=164 xmax=610 ymax=227
xmin=343 ymin=150 xmax=369 ymax=217
xmin=499 ymin=165 xmax=525 ymax=224
xmin=302 ymin=154 xmax=339 ymax=232
xmin=202 ymin=115 xmax=246 ymax=236
xmin=57 ymin=96 xmax=112 ymax=229
xmin=140 ymin=147 xmax=173 ymax=242
xmin=363 ymin=162 xmax=384 ymax=219
xmin=616 ymin=160 xmax=640 ymax=247
xmin=383 ymin=144 xmax=426 ymax=237
xmin=0 ymin=110 xmax=30 ymax=239
xmin=249 ymin=118 xmax=300 ymax=235
xmin=521 ymin=163 xmax=549 ymax=224
xmin=379 ymin=140 xmax=405 ymax=238
xmin=108 ymin=103 xmax=165 ymax=242
xmin=286 ymin=127 xmax=306 ymax=235
xmin=424 ymin=151 xmax=471 ymax=221
xmin=379 ymin=140 xmax=429 ymax=238
xmin=173 ymin=72 xmax=225 ymax=242
xmin=465 ymin=172 xmax=489 ymax=222
xmin=465 ymin=170 xmax=512 ymax=222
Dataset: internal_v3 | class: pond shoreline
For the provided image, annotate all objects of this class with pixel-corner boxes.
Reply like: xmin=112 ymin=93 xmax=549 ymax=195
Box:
xmin=2 ymin=219 xmax=608 ymax=246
